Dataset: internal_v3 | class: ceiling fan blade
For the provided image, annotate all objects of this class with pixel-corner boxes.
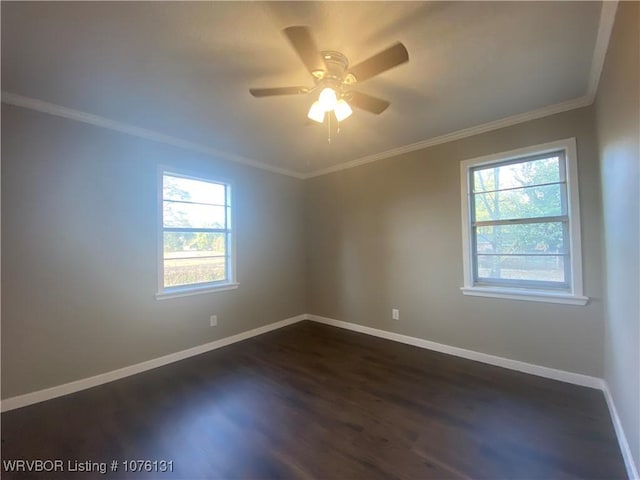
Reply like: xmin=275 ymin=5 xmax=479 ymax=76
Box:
xmin=249 ymin=86 xmax=308 ymax=97
xmin=348 ymin=91 xmax=390 ymax=114
xmin=283 ymin=26 xmax=327 ymax=77
xmin=348 ymin=42 xmax=409 ymax=82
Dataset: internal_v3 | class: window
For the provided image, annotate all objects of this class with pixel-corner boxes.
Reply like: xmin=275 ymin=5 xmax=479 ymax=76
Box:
xmin=156 ymin=169 xmax=236 ymax=299
xmin=460 ymin=138 xmax=587 ymax=305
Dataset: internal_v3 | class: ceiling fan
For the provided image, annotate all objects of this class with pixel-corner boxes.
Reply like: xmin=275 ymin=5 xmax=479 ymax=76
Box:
xmin=249 ymin=26 xmax=409 ymax=124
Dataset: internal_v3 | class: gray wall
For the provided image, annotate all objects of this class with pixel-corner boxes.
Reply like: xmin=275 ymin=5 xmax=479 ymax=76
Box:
xmin=306 ymin=106 xmax=605 ymax=377
xmin=1 ymin=105 xmax=307 ymax=398
xmin=595 ymin=1 xmax=640 ymax=469
xmin=3 ymin=17 xmax=635 ymax=440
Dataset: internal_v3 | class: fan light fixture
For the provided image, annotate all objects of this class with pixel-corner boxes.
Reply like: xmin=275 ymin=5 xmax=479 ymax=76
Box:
xmin=250 ymin=26 xmax=410 ymax=134
xmin=307 ymin=87 xmax=353 ymax=123
xmin=307 ymin=101 xmax=325 ymax=123
xmin=318 ymin=87 xmax=337 ymax=111
xmin=334 ymin=99 xmax=353 ymax=122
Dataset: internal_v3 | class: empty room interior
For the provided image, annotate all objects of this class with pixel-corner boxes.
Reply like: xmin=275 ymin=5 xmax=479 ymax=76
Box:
xmin=1 ymin=1 xmax=639 ymax=479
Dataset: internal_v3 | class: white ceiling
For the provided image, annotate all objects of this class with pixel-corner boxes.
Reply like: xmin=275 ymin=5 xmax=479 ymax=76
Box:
xmin=2 ymin=2 xmax=605 ymax=176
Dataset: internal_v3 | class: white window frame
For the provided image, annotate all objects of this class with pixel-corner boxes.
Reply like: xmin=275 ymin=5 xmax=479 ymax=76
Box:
xmin=460 ymin=138 xmax=588 ymax=305
xmin=156 ymin=167 xmax=238 ymax=300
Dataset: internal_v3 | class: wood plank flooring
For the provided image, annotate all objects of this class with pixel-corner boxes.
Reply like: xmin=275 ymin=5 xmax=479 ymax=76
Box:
xmin=1 ymin=321 xmax=627 ymax=479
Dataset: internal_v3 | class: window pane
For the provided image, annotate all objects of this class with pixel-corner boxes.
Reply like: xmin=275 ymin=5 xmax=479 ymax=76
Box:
xmin=473 ymin=155 xmax=561 ymax=192
xmin=163 ymin=175 xmax=226 ymax=205
xmin=163 ymin=202 xmax=226 ymax=228
xmin=473 ymin=183 xmax=565 ymax=221
xmin=164 ymin=257 xmax=226 ymax=287
xmin=477 ymin=255 xmax=566 ymax=283
xmin=164 ymin=232 xmax=226 ymax=256
xmin=475 ymin=222 xmax=566 ymax=255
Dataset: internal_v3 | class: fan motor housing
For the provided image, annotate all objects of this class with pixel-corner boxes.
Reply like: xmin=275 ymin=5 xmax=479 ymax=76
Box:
xmin=315 ymin=51 xmax=356 ymax=85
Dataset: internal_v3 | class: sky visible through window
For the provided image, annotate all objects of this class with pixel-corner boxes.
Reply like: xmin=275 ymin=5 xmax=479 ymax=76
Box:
xmin=471 ymin=154 xmax=568 ymax=285
xmin=162 ymin=173 xmax=230 ymax=289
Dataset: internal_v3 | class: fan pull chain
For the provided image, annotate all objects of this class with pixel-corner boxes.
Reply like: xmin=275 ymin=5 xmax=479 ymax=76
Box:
xmin=327 ymin=113 xmax=331 ymax=144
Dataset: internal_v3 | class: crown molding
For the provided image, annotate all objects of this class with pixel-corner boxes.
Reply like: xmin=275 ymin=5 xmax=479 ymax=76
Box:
xmin=1 ymin=91 xmax=306 ymax=180
xmin=586 ymin=1 xmax=619 ymax=103
xmin=2 ymin=2 xmax=617 ymax=182
xmin=0 ymin=90 xmax=594 ymax=182
xmin=303 ymin=95 xmax=592 ymax=179
xmin=302 ymin=1 xmax=618 ymax=179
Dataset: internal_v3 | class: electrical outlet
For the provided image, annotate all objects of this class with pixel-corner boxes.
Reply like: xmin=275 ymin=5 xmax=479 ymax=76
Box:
xmin=210 ymin=315 xmax=218 ymax=327
xmin=392 ymin=308 xmax=400 ymax=320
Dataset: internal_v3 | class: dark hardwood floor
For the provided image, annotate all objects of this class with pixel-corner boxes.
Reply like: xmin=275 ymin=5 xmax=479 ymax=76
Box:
xmin=1 ymin=321 xmax=627 ymax=479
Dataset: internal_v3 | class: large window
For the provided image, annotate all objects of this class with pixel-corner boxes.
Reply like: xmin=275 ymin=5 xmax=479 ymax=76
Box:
xmin=157 ymin=169 xmax=236 ymax=299
xmin=460 ymin=138 xmax=587 ymax=305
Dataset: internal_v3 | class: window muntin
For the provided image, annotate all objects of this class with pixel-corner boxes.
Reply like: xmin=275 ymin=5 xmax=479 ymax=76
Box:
xmin=160 ymin=171 xmax=234 ymax=294
xmin=469 ymin=151 xmax=570 ymax=290
xmin=460 ymin=139 xmax=586 ymax=304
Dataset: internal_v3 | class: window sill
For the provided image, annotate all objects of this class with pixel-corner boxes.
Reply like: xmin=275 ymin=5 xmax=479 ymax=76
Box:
xmin=460 ymin=286 xmax=588 ymax=305
xmin=156 ymin=283 xmax=239 ymax=300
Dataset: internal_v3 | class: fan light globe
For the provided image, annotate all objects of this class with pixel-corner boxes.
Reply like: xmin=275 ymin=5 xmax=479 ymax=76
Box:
xmin=318 ymin=87 xmax=338 ymax=112
xmin=307 ymin=101 xmax=325 ymax=123
xmin=250 ymin=28 xmax=409 ymax=128
xmin=334 ymin=99 xmax=353 ymax=122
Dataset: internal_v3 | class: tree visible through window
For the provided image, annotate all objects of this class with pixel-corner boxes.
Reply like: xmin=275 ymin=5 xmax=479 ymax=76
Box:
xmin=160 ymin=171 xmax=234 ymax=294
xmin=460 ymin=138 xmax=586 ymax=304
xmin=471 ymin=152 xmax=568 ymax=288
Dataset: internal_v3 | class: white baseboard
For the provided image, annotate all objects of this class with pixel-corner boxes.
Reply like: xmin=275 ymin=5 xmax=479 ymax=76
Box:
xmin=307 ymin=314 xmax=603 ymax=388
xmin=3 ymin=312 xmax=636 ymax=480
xmin=0 ymin=314 xmax=306 ymax=412
xmin=603 ymin=382 xmax=640 ymax=480
xmin=307 ymin=314 xmax=640 ymax=478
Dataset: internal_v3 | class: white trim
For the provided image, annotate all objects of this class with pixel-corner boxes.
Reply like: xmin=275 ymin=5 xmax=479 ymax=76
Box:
xmin=1 ymin=0 xmax=615 ymax=183
xmin=304 ymin=96 xmax=592 ymax=179
xmin=0 ymin=91 xmax=305 ymax=180
xmin=157 ymin=167 xmax=238 ymax=297
xmin=3 ymin=313 xmax=634 ymax=478
xmin=1 ymin=91 xmax=593 ymax=182
xmin=302 ymin=2 xmax=617 ymax=179
xmin=459 ymin=138 xmax=587 ymax=304
xmin=460 ymin=287 xmax=588 ymax=305
xmin=0 ymin=312 xmax=605 ymax=410
xmin=587 ymin=1 xmax=619 ymax=103
xmin=0 ymin=314 xmax=306 ymax=412
xmin=603 ymin=381 xmax=640 ymax=480
xmin=309 ymin=314 xmax=636 ymax=477
xmin=307 ymin=314 xmax=603 ymax=389
xmin=155 ymin=283 xmax=239 ymax=300
xmin=564 ymin=137 xmax=585 ymax=296
xmin=157 ymin=166 xmax=165 ymax=298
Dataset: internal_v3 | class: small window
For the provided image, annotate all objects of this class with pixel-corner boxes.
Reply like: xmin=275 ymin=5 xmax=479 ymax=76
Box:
xmin=157 ymin=169 xmax=237 ymax=299
xmin=460 ymin=138 xmax=587 ymax=305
